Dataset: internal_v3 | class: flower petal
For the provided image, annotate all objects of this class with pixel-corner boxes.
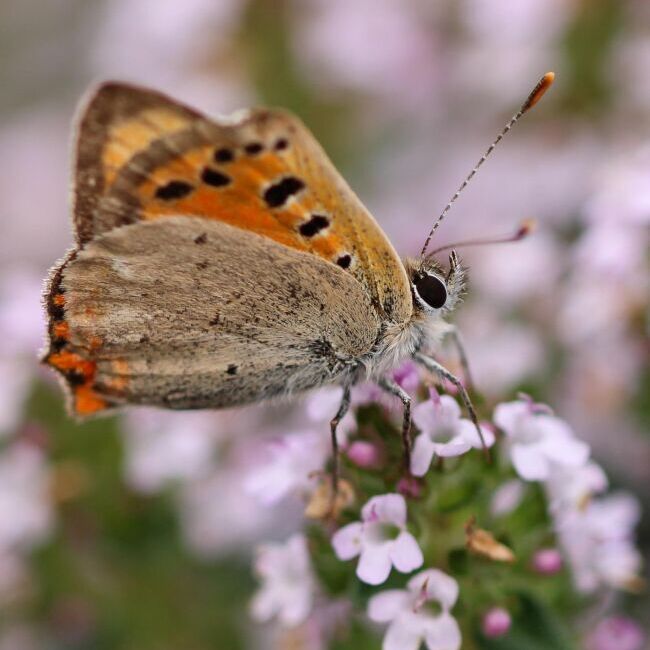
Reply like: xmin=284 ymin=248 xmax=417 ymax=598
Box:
xmin=411 ymin=434 xmax=436 ymax=476
xmin=384 ymin=619 xmax=423 ymax=650
xmin=493 ymin=401 xmax=527 ymax=437
xmin=490 ymin=479 xmax=525 ymax=516
xmin=432 ymin=437 xmax=472 ymax=458
xmin=278 ymin=590 xmax=312 ymax=627
xmin=245 ymin=464 xmax=293 ymax=505
xmin=332 ymin=522 xmax=363 ymax=560
xmin=412 ymin=400 xmax=439 ymax=434
xmin=538 ymin=427 xmax=589 ymax=467
xmin=357 ymin=542 xmax=393 ymax=585
xmin=249 ymin=588 xmax=272 ymax=622
xmin=390 ymin=532 xmax=424 ymax=573
xmin=510 ymin=443 xmax=549 ymax=481
xmin=457 ymin=420 xmax=495 ymax=449
xmin=367 ymin=590 xmax=409 ymax=623
xmin=408 ymin=569 xmax=459 ymax=610
xmin=437 ymin=395 xmax=462 ymax=422
xmin=362 ymin=493 xmax=407 ymax=526
xmin=424 ymin=613 xmax=462 ymax=650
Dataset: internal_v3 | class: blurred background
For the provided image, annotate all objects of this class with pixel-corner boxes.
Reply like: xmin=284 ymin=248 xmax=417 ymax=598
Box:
xmin=0 ymin=0 xmax=648 ymax=648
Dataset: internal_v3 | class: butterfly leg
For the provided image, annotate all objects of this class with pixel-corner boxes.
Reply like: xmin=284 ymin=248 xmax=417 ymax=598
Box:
xmin=378 ymin=377 xmax=412 ymax=472
xmin=330 ymin=383 xmax=352 ymax=498
xmin=413 ymin=352 xmax=490 ymax=461
xmin=444 ymin=325 xmax=475 ymax=393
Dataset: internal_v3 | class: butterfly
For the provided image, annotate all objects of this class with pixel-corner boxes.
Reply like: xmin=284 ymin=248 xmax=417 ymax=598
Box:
xmin=42 ymin=73 xmax=553 ymax=477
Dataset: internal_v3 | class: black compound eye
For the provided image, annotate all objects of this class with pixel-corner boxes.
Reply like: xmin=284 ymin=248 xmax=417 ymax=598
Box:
xmin=414 ymin=273 xmax=447 ymax=309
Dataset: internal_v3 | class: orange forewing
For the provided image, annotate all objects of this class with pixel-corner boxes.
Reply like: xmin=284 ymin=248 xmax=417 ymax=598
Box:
xmin=133 ymin=145 xmax=344 ymax=260
xmin=72 ymin=84 xmax=410 ymax=319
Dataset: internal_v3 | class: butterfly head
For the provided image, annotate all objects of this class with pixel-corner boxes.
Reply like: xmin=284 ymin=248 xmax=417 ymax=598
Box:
xmin=406 ymin=251 xmax=465 ymax=317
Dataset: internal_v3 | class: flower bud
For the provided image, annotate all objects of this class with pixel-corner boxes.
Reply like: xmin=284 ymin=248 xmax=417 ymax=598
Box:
xmin=532 ymin=548 xmax=563 ymax=575
xmin=482 ymin=607 xmax=511 ymax=638
xmin=346 ymin=441 xmax=381 ymax=468
xmin=396 ymin=475 xmax=423 ymax=498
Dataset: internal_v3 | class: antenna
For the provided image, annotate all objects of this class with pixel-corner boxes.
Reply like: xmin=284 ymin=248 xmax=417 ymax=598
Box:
xmin=419 ymin=72 xmax=555 ymax=258
xmin=428 ymin=218 xmax=536 ymax=256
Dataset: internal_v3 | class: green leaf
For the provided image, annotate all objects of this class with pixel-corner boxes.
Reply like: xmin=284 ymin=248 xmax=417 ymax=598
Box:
xmin=306 ymin=525 xmax=353 ymax=596
xmin=448 ymin=548 xmax=469 ymax=576
xmin=330 ymin=619 xmax=381 ymax=650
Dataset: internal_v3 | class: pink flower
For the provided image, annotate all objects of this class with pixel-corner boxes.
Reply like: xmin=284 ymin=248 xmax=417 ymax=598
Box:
xmin=305 ymin=386 xmax=356 ymax=444
xmin=481 ymin=607 xmax=511 ymax=638
xmin=545 ymin=461 xmax=608 ymax=512
xmin=493 ymin=398 xmax=589 ymax=481
xmin=367 ymin=568 xmax=461 ymax=650
xmin=586 ymin=616 xmax=645 ymax=650
xmin=295 ymin=0 xmax=438 ymax=109
xmin=0 ymin=270 xmax=46 ymax=435
xmin=456 ymin=309 xmax=545 ymax=396
xmin=178 ymin=442 xmax=301 ymax=557
xmin=396 ymin=475 xmax=423 ymax=499
xmin=392 ymin=360 xmax=421 ymax=395
xmin=490 ymin=479 xmax=525 ymax=516
xmin=584 ymin=144 xmax=650 ymax=227
xmin=0 ymin=443 xmax=53 ymax=553
xmin=411 ymin=391 xmax=494 ymax=476
xmin=531 ymin=548 xmax=563 ymax=575
xmin=554 ymin=493 xmax=642 ymax=593
xmin=346 ymin=441 xmax=381 ymax=468
xmin=0 ymin=269 xmax=45 ymax=358
xmin=250 ymin=534 xmax=316 ymax=627
xmin=121 ymin=409 xmax=222 ymax=493
xmin=245 ymin=431 xmax=328 ymax=506
xmin=332 ymin=494 xmax=423 ymax=585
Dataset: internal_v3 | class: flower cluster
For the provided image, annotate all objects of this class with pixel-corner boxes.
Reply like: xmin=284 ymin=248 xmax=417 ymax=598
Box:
xmin=248 ymin=380 xmax=644 ymax=649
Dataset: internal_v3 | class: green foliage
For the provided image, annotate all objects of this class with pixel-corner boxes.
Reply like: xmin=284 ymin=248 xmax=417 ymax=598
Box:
xmin=475 ymin=592 xmax=576 ymax=650
xmin=21 ymin=382 xmax=254 ymax=650
xmin=560 ymin=0 xmax=624 ymax=114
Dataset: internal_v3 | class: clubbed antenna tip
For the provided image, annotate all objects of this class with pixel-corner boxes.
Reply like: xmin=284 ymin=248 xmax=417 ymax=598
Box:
xmin=522 ymin=72 xmax=555 ymax=113
xmin=419 ymin=72 xmax=556 ymax=259
xmin=515 ymin=218 xmax=537 ymax=239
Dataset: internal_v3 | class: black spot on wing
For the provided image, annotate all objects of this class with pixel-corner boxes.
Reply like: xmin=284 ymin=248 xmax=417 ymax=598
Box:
xmin=336 ymin=254 xmax=352 ymax=269
xmin=194 ymin=233 xmax=207 ymax=244
xmin=263 ymin=177 xmax=305 ymax=208
xmin=226 ymin=364 xmax=238 ymax=375
xmin=201 ymin=167 xmax=231 ymax=187
xmin=50 ymin=337 xmax=66 ymax=353
xmin=66 ymin=369 xmax=86 ymax=387
xmin=50 ymin=302 xmax=65 ymax=321
xmin=299 ymin=214 xmax=329 ymax=237
xmin=155 ymin=180 xmax=194 ymax=200
xmin=214 ymin=147 xmax=234 ymax=163
xmin=244 ymin=142 xmax=264 ymax=155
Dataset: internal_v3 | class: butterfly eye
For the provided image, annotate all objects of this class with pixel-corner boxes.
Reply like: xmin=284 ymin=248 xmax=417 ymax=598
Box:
xmin=414 ymin=273 xmax=447 ymax=309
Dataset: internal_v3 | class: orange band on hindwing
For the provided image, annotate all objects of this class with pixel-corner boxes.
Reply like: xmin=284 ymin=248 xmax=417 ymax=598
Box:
xmin=44 ymin=275 xmax=116 ymax=417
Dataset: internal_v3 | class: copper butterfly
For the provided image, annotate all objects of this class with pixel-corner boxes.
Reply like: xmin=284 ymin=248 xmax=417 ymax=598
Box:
xmin=43 ymin=73 xmax=554 ymax=478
